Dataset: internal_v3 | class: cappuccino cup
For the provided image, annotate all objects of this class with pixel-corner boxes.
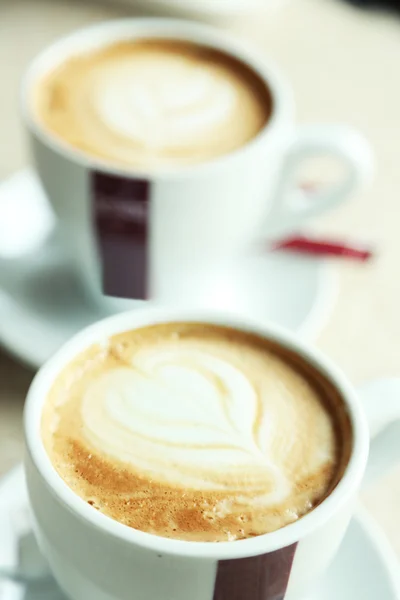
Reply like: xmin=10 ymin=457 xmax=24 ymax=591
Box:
xmin=21 ymin=19 xmax=373 ymax=307
xmin=22 ymin=308 xmax=400 ymax=600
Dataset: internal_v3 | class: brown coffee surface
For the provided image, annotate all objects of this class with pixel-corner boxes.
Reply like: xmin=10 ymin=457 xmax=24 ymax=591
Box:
xmin=42 ymin=323 xmax=352 ymax=542
xmin=33 ymin=39 xmax=272 ymax=169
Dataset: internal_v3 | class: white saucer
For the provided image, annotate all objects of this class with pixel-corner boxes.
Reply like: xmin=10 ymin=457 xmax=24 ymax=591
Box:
xmin=0 ymin=169 xmax=336 ymax=369
xmin=0 ymin=465 xmax=399 ymax=600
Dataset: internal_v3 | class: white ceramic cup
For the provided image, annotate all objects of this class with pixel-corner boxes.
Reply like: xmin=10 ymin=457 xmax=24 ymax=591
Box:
xmin=21 ymin=19 xmax=373 ymax=307
xmin=17 ymin=307 xmax=400 ymax=600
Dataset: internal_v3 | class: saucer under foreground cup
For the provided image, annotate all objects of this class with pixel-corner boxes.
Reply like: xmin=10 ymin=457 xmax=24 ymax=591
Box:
xmin=0 ymin=170 xmax=337 ymax=368
xmin=0 ymin=467 xmax=400 ymax=599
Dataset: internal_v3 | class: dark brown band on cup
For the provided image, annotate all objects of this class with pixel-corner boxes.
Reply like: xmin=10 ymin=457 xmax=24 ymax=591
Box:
xmin=92 ymin=171 xmax=150 ymax=300
xmin=213 ymin=544 xmax=297 ymax=600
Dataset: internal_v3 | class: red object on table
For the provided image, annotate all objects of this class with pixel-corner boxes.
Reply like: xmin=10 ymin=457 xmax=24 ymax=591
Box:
xmin=271 ymin=235 xmax=374 ymax=262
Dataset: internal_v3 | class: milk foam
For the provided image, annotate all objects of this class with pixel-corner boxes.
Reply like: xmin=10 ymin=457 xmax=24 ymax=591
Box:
xmin=42 ymin=323 xmax=350 ymax=542
xmin=34 ymin=40 xmax=272 ymax=168
xmin=82 ymin=346 xmax=294 ymax=504
xmin=94 ymin=58 xmax=237 ymax=151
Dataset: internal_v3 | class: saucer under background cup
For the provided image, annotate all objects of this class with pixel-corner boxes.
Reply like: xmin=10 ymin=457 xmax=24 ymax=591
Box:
xmin=0 ymin=169 xmax=337 ymax=368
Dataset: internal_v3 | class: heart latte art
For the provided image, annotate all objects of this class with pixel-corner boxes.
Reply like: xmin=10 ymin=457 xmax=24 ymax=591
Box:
xmin=33 ymin=40 xmax=271 ymax=168
xmin=83 ymin=349 xmax=293 ymax=501
xmin=94 ymin=60 xmax=238 ymax=154
xmin=42 ymin=323 xmax=351 ymax=542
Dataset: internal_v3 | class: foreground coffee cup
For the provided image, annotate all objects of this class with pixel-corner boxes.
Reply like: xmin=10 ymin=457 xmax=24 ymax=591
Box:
xmin=24 ymin=308 xmax=400 ymax=600
xmin=41 ymin=320 xmax=352 ymax=543
xmin=21 ymin=19 xmax=373 ymax=307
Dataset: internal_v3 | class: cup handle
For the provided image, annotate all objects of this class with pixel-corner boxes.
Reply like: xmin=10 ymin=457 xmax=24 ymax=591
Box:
xmin=264 ymin=124 xmax=374 ymax=236
xmin=358 ymin=379 xmax=400 ymax=488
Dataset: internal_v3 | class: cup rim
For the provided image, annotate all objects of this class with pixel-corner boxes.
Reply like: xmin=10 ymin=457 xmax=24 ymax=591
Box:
xmin=21 ymin=17 xmax=294 ymax=181
xmin=24 ymin=307 xmax=369 ymax=560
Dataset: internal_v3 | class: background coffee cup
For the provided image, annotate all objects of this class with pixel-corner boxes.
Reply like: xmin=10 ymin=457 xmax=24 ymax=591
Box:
xmin=21 ymin=19 xmax=373 ymax=307
xmin=21 ymin=307 xmax=400 ymax=600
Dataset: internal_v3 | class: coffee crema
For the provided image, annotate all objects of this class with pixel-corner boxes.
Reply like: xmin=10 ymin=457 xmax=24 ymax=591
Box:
xmin=33 ymin=39 xmax=272 ymax=169
xmin=42 ymin=323 xmax=352 ymax=542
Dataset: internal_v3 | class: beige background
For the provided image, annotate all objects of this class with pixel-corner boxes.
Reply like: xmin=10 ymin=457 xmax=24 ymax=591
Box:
xmin=1 ymin=0 xmax=400 ymax=563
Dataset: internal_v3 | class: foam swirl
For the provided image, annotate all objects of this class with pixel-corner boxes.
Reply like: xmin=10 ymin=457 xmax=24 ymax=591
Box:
xmin=94 ymin=59 xmax=237 ymax=150
xmin=81 ymin=344 xmax=333 ymax=505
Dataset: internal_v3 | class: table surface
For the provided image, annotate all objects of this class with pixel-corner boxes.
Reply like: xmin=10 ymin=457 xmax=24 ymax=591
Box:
xmin=1 ymin=0 xmax=400 ymax=563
